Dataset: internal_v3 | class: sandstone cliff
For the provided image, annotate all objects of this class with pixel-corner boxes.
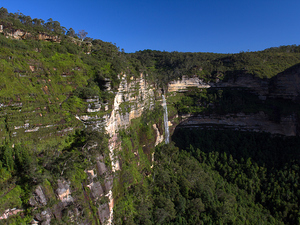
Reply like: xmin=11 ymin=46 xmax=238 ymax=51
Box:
xmin=167 ymin=64 xmax=300 ymax=136
xmin=177 ymin=112 xmax=297 ymax=136
xmin=76 ymin=73 xmax=156 ymax=224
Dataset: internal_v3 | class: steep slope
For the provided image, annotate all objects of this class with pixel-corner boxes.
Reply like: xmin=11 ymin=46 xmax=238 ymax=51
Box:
xmin=1 ymin=7 xmax=300 ymax=225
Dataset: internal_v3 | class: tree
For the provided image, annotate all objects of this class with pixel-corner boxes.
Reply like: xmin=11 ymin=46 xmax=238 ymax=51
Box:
xmin=84 ymin=37 xmax=93 ymax=42
xmin=78 ymin=29 xmax=88 ymax=41
xmin=0 ymin=7 xmax=8 ymax=19
xmin=66 ymin=27 xmax=76 ymax=37
xmin=18 ymin=13 xmax=32 ymax=26
xmin=52 ymin=20 xmax=64 ymax=34
xmin=45 ymin=18 xmax=53 ymax=31
xmin=32 ymin=18 xmax=44 ymax=26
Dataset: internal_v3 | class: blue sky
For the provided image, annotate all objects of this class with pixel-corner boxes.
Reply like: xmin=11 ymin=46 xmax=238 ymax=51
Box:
xmin=1 ymin=0 xmax=300 ymax=53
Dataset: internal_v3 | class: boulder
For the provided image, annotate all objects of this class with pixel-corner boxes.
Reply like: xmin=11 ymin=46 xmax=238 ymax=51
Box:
xmin=98 ymin=204 xmax=110 ymax=224
xmin=90 ymin=181 xmax=104 ymax=199
xmin=29 ymin=186 xmax=47 ymax=206
xmin=97 ymin=161 xmax=107 ymax=176
xmin=56 ymin=180 xmax=73 ymax=205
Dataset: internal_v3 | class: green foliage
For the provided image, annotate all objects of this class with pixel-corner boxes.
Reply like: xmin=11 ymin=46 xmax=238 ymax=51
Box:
xmin=114 ymin=140 xmax=284 ymax=224
xmin=0 ymin=127 xmax=109 ymax=223
xmin=172 ymin=128 xmax=300 ymax=224
xmin=1 ymin=6 xmax=300 ymax=224
xmin=0 ymin=185 xmax=23 ymax=213
xmin=130 ymin=47 xmax=300 ymax=89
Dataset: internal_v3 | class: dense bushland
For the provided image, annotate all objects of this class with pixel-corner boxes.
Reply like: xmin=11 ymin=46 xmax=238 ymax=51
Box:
xmin=0 ymin=127 xmax=110 ymax=224
xmin=1 ymin=6 xmax=300 ymax=224
xmin=113 ymin=127 xmax=300 ymax=224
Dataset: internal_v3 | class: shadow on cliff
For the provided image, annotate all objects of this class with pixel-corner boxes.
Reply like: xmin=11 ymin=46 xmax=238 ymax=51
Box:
xmin=171 ymin=63 xmax=300 ymax=169
xmin=219 ymin=62 xmax=300 ymax=101
xmin=268 ymin=63 xmax=300 ymax=102
xmin=171 ymin=127 xmax=300 ymax=170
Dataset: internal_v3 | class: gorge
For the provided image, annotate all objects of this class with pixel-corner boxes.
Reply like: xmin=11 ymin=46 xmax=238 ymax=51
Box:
xmin=0 ymin=7 xmax=300 ymax=225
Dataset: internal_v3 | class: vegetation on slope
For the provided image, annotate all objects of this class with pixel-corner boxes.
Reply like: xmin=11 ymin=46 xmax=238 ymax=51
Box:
xmin=1 ymin=6 xmax=300 ymax=224
xmin=0 ymin=127 xmax=110 ymax=224
xmin=0 ymin=7 xmax=145 ymax=149
xmin=129 ymin=46 xmax=300 ymax=88
xmin=113 ymin=121 xmax=300 ymax=224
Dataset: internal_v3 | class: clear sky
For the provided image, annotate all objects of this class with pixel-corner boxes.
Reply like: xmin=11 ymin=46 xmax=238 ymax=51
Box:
xmin=1 ymin=0 xmax=300 ymax=53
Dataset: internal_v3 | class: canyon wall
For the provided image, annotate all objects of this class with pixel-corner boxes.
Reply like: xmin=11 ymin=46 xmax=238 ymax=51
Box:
xmin=0 ymin=73 xmax=156 ymax=224
xmin=168 ymin=70 xmax=300 ymax=136
xmin=76 ymin=73 xmax=156 ymax=224
xmin=169 ymin=63 xmax=300 ymax=100
xmin=177 ymin=112 xmax=297 ymax=136
xmin=1 ymin=64 xmax=300 ymax=223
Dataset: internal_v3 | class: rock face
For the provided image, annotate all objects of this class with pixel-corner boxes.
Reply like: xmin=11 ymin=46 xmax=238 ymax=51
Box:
xmin=153 ymin=124 xmax=164 ymax=146
xmin=78 ymin=73 xmax=155 ymax=224
xmin=168 ymin=64 xmax=300 ymax=101
xmin=34 ymin=208 xmax=52 ymax=225
xmin=89 ymin=182 xmax=104 ymax=199
xmin=86 ymin=96 xmax=102 ymax=113
xmin=269 ymin=63 xmax=300 ymax=101
xmin=30 ymin=186 xmax=47 ymax=206
xmin=97 ymin=161 xmax=108 ymax=176
xmin=168 ymin=74 xmax=269 ymax=96
xmin=177 ymin=112 xmax=297 ymax=136
xmin=104 ymin=74 xmax=155 ymax=137
xmin=168 ymin=66 xmax=300 ymax=136
xmin=1 ymin=61 xmax=299 ymax=224
xmin=219 ymin=73 xmax=269 ymax=96
xmin=0 ymin=209 xmax=23 ymax=220
xmin=168 ymin=76 xmax=211 ymax=92
xmin=103 ymin=74 xmax=155 ymax=224
xmin=0 ymin=25 xmax=61 ymax=42
xmin=98 ymin=203 xmax=110 ymax=224
xmin=56 ymin=180 xmax=73 ymax=205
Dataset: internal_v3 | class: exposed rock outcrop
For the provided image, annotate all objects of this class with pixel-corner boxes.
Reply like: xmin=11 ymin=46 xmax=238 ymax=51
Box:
xmin=0 ymin=25 xmax=61 ymax=42
xmin=56 ymin=180 xmax=73 ymax=205
xmin=168 ymin=64 xmax=300 ymax=101
xmin=269 ymin=63 xmax=300 ymax=101
xmin=98 ymin=203 xmax=110 ymax=224
xmin=153 ymin=124 xmax=164 ymax=146
xmin=29 ymin=186 xmax=47 ymax=207
xmin=168 ymin=66 xmax=300 ymax=136
xmin=104 ymin=74 xmax=155 ymax=137
xmin=177 ymin=112 xmax=297 ymax=136
xmin=168 ymin=76 xmax=211 ymax=92
xmin=104 ymin=74 xmax=155 ymax=224
xmin=0 ymin=209 xmax=23 ymax=220
xmin=34 ymin=208 xmax=52 ymax=225
xmin=86 ymin=97 xmax=101 ymax=113
xmin=77 ymin=73 xmax=156 ymax=224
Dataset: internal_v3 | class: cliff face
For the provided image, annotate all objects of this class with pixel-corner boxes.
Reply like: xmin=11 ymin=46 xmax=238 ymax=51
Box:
xmin=169 ymin=64 xmax=300 ymax=101
xmin=0 ymin=72 xmax=156 ymax=224
xmin=167 ymin=66 xmax=300 ymax=136
xmin=102 ymin=74 xmax=155 ymax=224
xmin=2 ymin=65 xmax=300 ymax=223
xmin=177 ymin=112 xmax=297 ymax=136
xmin=168 ymin=74 xmax=268 ymax=95
xmin=168 ymin=76 xmax=211 ymax=92
xmin=105 ymin=74 xmax=155 ymax=137
xmin=77 ymin=74 xmax=155 ymax=136
xmin=269 ymin=63 xmax=300 ymax=101
xmin=76 ymin=73 xmax=156 ymax=224
xmin=1 ymin=40 xmax=299 ymax=223
xmin=0 ymin=25 xmax=61 ymax=42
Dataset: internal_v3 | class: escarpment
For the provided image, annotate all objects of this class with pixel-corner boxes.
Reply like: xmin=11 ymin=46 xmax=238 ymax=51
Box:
xmin=168 ymin=64 xmax=300 ymax=136
xmin=1 ymin=8 xmax=300 ymax=223
xmin=77 ymin=74 xmax=156 ymax=224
